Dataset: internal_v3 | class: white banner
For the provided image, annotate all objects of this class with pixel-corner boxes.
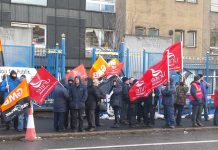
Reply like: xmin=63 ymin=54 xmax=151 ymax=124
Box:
xmin=0 ymin=67 xmax=37 ymax=83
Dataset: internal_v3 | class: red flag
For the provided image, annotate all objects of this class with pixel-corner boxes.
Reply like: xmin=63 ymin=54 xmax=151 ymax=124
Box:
xmin=29 ymin=67 xmax=59 ymax=105
xmin=129 ymin=52 xmax=169 ymax=101
xmin=66 ymin=64 xmax=87 ymax=80
xmin=163 ymin=42 xmax=182 ymax=71
xmin=105 ymin=62 xmax=124 ymax=76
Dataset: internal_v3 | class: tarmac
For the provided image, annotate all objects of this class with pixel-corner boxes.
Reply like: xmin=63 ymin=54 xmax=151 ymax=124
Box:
xmin=0 ymin=111 xmax=217 ymax=141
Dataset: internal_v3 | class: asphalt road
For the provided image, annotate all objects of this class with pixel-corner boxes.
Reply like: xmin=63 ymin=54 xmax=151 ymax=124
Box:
xmin=1 ymin=130 xmax=218 ymax=150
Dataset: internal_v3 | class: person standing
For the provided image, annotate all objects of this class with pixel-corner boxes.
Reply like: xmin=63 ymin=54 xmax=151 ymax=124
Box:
xmin=0 ymin=70 xmax=20 ymax=130
xmin=65 ymin=77 xmax=74 ymax=129
xmin=94 ymin=79 xmax=105 ymax=127
xmin=161 ymin=78 xmax=176 ymax=129
xmin=143 ymin=88 xmax=160 ymax=127
xmin=128 ymin=79 xmax=138 ymax=128
xmin=53 ymin=79 xmax=70 ymax=132
xmin=120 ymin=77 xmax=129 ymax=125
xmin=85 ymin=78 xmax=100 ymax=131
xmin=110 ymin=79 xmax=122 ymax=128
xmin=199 ymin=74 xmax=210 ymax=121
xmin=69 ymin=76 xmax=87 ymax=132
xmin=174 ymin=81 xmax=189 ymax=126
xmin=17 ymin=75 xmax=29 ymax=132
xmin=190 ymin=75 xmax=204 ymax=127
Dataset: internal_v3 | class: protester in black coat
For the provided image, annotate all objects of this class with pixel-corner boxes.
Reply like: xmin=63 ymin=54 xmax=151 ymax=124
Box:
xmin=120 ymin=77 xmax=130 ymax=125
xmin=64 ymin=77 xmax=74 ymax=129
xmin=69 ymin=76 xmax=88 ymax=132
xmin=53 ymin=79 xmax=70 ymax=132
xmin=110 ymin=79 xmax=122 ymax=128
xmin=85 ymin=78 xmax=100 ymax=131
xmin=143 ymin=88 xmax=160 ymax=127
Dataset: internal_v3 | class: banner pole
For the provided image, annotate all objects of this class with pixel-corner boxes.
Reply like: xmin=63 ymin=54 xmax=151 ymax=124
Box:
xmin=181 ymin=41 xmax=184 ymax=82
xmin=167 ymin=50 xmax=170 ymax=82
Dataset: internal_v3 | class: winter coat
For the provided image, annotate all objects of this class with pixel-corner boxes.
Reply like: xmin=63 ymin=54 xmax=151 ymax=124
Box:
xmin=110 ymin=84 xmax=123 ymax=107
xmin=69 ymin=76 xmax=88 ymax=109
xmin=122 ymin=82 xmax=130 ymax=103
xmin=53 ymin=84 xmax=70 ymax=112
xmin=161 ymin=80 xmax=176 ymax=106
xmin=0 ymin=76 xmax=20 ymax=99
xmin=175 ymin=84 xmax=189 ymax=105
xmin=200 ymin=80 xmax=209 ymax=103
xmin=144 ymin=88 xmax=160 ymax=106
xmin=86 ymin=85 xmax=100 ymax=110
xmin=190 ymin=81 xmax=203 ymax=106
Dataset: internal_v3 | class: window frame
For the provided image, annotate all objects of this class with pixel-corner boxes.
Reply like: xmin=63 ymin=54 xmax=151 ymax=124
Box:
xmin=187 ymin=31 xmax=196 ymax=48
xmin=135 ymin=26 xmax=145 ymax=36
xmin=11 ymin=0 xmax=47 ymax=6
xmin=211 ymin=0 xmax=218 ymax=12
xmin=148 ymin=28 xmax=159 ymax=37
xmin=186 ymin=0 xmax=197 ymax=3
xmin=86 ymin=0 xmax=116 ymax=13
xmin=11 ymin=22 xmax=47 ymax=48
xmin=174 ymin=30 xmax=184 ymax=45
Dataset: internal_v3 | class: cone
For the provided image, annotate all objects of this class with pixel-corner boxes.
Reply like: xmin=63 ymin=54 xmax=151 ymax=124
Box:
xmin=25 ymin=105 xmax=36 ymax=141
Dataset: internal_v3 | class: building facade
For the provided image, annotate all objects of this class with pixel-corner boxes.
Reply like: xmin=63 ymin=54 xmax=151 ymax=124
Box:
xmin=0 ymin=0 xmax=116 ymax=68
xmin=116 ymin=0 xmax=218 ymax=58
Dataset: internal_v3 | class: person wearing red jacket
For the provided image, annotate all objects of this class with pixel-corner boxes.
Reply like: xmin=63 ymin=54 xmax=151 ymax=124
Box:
xmin=213 ymin=85 xmax=218 ymax=126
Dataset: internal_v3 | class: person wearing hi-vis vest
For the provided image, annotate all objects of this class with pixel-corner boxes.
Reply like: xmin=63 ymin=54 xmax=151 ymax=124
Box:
xmin=190 ymin=75 xmax=204 ymax=127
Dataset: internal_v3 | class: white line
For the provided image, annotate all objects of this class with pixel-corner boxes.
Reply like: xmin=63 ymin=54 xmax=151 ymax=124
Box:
xmin=45 ymin=140 xmax=218 ymax=150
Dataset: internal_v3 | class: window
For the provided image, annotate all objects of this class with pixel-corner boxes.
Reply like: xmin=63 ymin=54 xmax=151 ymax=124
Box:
xmin=148 ymin=28 xmax=159 ymax=37
xmin=135 ymin=27 xmax=145 ymax=36
xmin=175 ymin=30 xmax=184 ymax=43
xmin=11 ymin=22 xmax=46 ymax=48
xmin=11 ymin=0 xmax=47 ymax=6
xmin=86 ymin=0 xmax=115 ymax=13
xmin=176 ymin=0 xmax=185 ymax=2
xmin=211 ymin=0 xmax=218 ymax=12
xmin=85 ymin=28 xmax=114 ymax=57
xmin=187 ymin=0 xmax=197 ymax=3
xmin=187 ymin=31 xmax=196 ymax=47
xmin=210 ymin=30 xmax=218 ymax=47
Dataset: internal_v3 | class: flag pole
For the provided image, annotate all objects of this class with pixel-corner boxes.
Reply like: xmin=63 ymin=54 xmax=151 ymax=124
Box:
xmin=181 ymin=41 xmax=184 ymax=82
xmin=5 ymin=75 xmax=9 ymax=93
xmin=167 ymin=50 xmax=170 ymax=82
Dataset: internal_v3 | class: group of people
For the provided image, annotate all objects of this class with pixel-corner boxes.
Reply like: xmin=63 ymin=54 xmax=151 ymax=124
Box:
xmin=53 ymin=76 xmax=105 ymax=132
xmin=0 ymin=70 xmax=28 ymax=131
xmin=53 ymin=72 xmax=218 ymax=132
xmin=0 ymin=70 xmax=217 ymax=133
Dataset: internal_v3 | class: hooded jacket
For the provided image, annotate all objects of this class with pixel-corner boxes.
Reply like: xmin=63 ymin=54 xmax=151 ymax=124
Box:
xmin=110 ymin=80 xmax=123 ymax=107
xmin=0 ymin=71 xmax=20 ymax=99
xmin=161 ymin=78 xmax=176 ymax=106
xmin=85 ymin=78 xmax=100 ymax=110
xmin=69 ymin=76 xmax=88 ymax=109
xmin=53 ymin=83 xmax=70 ymax=112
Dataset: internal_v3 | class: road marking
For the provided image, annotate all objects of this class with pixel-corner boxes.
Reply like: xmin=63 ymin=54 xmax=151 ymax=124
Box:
xmin=45 ymin=139 xmax=218 ymax=150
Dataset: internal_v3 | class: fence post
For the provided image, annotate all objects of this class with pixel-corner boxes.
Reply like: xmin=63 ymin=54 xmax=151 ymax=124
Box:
xmin=126 ymin=48 xmax=129 ymax=78
xmin=206 ymin=51 xmax=209 ymax=82
xmin=55 ymin=43 xmax=59 ymax=79
xmin=47 ymin=49 xmax=51 ymax=73
xmin=119 ymin=42 xmax=125 ymax=62
xmin=61 ymin=33 xmax=66 ymax=79
xmin=143 ymin=49 xmax=146 ymax=73
xmin=31 ymin=44 xmax=35 ymax=68
xmin=92 ymin=48 xmax=96 ymax=64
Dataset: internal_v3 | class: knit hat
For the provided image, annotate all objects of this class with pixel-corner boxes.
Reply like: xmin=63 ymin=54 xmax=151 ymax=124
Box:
xmin=194 ymin=75 xmax=201 ymax=81
xmin=122 ymin=77 xmax=128 ymax=83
